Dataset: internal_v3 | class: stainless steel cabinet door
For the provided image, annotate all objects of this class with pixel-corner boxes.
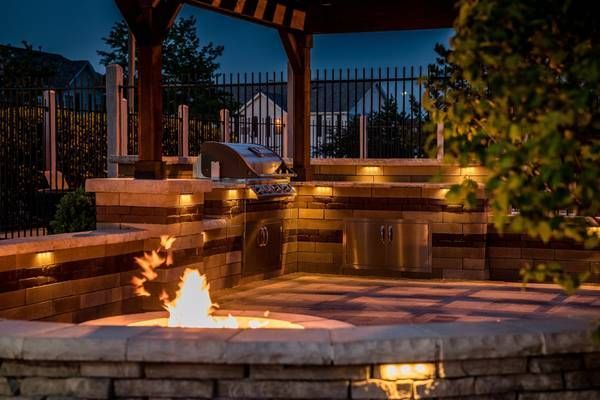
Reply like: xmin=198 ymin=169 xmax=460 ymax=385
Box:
xmin=386 ymin=222 xmax=430 ymax=270
xmin=243 ymin=219 xmax=283 ymax=277
xmin=345 ymin=221 xmax=388 ymax=268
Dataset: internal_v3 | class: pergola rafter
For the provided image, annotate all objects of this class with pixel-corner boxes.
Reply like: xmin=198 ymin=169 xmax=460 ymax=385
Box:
xmin=115 ymin=0 xmax=457 ymax=180
xmin=186 ymin=0 xmax=308 ymax=31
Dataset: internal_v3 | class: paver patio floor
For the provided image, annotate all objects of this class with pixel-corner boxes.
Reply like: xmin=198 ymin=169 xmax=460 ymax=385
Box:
xmin=214 ymin=273 xmax=600 ymax=326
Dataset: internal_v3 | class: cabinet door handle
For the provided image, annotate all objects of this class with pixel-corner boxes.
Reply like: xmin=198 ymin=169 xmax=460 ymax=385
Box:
xmin=388 ymin=225 xmax=394 ymax=244
xmin=264 ymin=226 xmax=269 ymax=246
xmin=380 ymin=225 xmax=386 ymax=244
xmin=258 ymin=226 xmax=268 ymax=247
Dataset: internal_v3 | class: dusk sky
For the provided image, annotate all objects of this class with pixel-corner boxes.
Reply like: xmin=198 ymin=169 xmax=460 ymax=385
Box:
xmin=0 ymin=0 xmax=453 ymax=75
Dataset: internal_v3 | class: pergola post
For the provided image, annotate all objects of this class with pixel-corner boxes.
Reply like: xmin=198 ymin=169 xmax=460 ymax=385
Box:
xmin=115 ymin=0 xmax=182 ymax=179
xmin=136 ymin=41 xmax=166 ymax=178
xmin=280 ymin=31 xmax=313 ymax=181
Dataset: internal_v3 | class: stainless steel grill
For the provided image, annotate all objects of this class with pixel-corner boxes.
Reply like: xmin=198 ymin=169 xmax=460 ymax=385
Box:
xmin=198 ymin=142 xmax=296 ymax=199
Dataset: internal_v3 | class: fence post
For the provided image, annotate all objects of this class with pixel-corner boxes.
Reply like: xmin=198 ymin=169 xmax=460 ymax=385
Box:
xmin=282 ymin=114 xmax=289 ymax=158
xmin=436 ymin=121 xmax=444 ymax=160
xmin=119 ymin=98 xmax=128 ymax=156
xmin=106 ymin=64 xmax=123 ymax=178
xmin=43 ymin=90 xmax=57 ymax=186
xmin=220 ymin=108 xmax=230 ymax=143
xmin=178 ymin=104 xmax=189 ymax=157
xmin=359 ymin=114 xmax=368 ymax=159
xmin=285 ymin=63 xmax=294 ymax=159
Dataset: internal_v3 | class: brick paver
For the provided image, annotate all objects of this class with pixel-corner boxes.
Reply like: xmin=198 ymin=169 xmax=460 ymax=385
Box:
xmin=215 ymin=273 xmax=600 ymax=326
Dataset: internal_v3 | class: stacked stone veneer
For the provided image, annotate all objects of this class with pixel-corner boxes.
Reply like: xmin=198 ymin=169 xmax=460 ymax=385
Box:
xmin=289 ymin=182 xmax=599 ymax=282
xmin=0 ymin=230 xmax=148 ymax=323
xmin=289 ymin=183 xmax=490 ymax=279
xmin=204 ymin=185 xmax=298 ymax=276
xmin=0 ymin=317 xmax=598 ymax=399
xmin=90 ymin=179 xmax=248 ymax=313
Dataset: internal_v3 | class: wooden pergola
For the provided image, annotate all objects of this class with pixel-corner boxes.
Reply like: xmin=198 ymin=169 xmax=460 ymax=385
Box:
xmin=114 ymin=0 xmax=457 ymax=180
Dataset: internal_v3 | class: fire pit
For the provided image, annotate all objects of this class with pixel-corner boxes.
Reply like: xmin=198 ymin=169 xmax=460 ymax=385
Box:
xmin=82 ymin=310 xmax=352 ymax=330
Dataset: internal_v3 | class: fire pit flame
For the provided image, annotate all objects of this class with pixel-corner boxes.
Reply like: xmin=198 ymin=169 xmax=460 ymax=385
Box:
xmin=165 ymin=268 xmax=240 ymax=329
xmin=131 ymin=236 xmax=293 ymax=329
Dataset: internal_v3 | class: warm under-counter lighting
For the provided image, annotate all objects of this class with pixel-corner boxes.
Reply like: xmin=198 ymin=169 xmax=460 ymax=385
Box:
xmin=35 ymin=251 xmax=54 ymax=266
xmin=588 ymin=227 xmax=600 ymax=237
xmin=360 ymin=166 xmax=382 ymax=175
xmin=314 ymin=186 xmax=332 ymax=196
xmin=379 ymin=363 xmax=434 ymax=380
xmin=429 ymin=188 xmax=449 ymax=199
xmin=222 ymin=189 xmax=249 ymax=200
xmin=179 ymin=194 xmax=193 ymax=206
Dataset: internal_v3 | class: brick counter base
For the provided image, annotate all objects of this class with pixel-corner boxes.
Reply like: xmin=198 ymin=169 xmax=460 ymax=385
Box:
xmin=0 ymin=317 xmax=598 ymax=399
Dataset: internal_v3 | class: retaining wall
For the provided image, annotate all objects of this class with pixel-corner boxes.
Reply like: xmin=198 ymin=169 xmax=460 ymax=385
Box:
xmin=0 ymin=317 xmax=598 ymax=399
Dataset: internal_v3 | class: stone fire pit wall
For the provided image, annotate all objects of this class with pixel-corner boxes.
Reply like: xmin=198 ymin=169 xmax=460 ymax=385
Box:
xmin=1 ymin=317 xmax=599 ymax=399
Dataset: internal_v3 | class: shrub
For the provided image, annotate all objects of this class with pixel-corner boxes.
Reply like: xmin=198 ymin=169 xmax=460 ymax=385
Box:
xmin=49 ymin=188 xmax=96 ymax=234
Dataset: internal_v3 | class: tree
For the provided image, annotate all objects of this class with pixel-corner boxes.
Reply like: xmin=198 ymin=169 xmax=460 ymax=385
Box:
xmin=98 ymin=16 xmax=223 ymax=82
xmin=424 ymin=0 xmax=600 ymax=292
xmin=368 ymin=97 xmax=428 ymax=158
xmin=315 ymin=96 xmax=428 ymax=159
xmin=315 ymin=116 xmax=360 ymax=158
xmin=0 ymin=41 xmax=57 ymax=86
xmin=98 ymin=16 xmax=233 ymax=117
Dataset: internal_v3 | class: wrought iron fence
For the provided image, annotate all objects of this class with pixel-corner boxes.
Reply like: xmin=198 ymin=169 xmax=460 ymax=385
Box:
xmin=1 ymin=65 xmax=438 ymax=239
xmin=123 ymin=66 xmax=435 ymax=158
xmin=0 ymin=85 xmax=107 ymax=240
xmin=311 ymin=66 xmax=433 ymax=158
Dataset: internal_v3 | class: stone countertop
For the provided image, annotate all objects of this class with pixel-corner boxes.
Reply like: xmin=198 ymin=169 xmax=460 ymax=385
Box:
xmin=311 ymin=158 xmax=451 ymax=166
xmin=109 ymin=155 xmax=198 ymax=165
xmin=86 ymin=178 xmax=465 ymax=192
xmin=0 ymin=317 xmax=595 ymax=364
xmin=292 ymin=181 xmax=460 ymax=189
xmin=86 ymin=178 xmax=213 ymax=194
xmin=0 ymin=228 xmax=150 ymax=257
xmin=209 ymin=180 xmax=466 ymax=190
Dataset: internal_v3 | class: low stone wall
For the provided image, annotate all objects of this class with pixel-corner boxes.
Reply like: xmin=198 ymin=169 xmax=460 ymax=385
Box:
xmin=0 ymin=230 xmax=150 ymax=323
xmin=0 ymin=317 xmax=598 ymax=399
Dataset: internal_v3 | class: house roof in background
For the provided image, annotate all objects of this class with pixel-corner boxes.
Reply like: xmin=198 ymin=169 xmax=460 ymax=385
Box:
xmin=223 ymin=80 xmax=385 ymax=113
xmin=0 ymin=44 xmax=103 ymax=87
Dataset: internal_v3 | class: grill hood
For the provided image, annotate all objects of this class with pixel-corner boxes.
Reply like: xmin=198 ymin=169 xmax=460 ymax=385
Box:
xmin=199 ymin=142 xmax=295 ymax=179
